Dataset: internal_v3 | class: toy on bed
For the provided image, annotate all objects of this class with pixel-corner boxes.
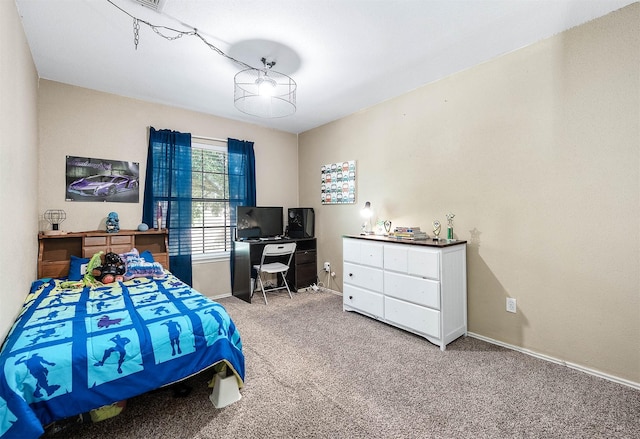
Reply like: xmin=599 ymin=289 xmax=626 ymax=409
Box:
xmin=118 ymin=248 xmax=165 ymax=280
xmin=60 ymin=251 xmax=104 ymax=289
xmin=91 ymin=252 xmax=125 ymax=284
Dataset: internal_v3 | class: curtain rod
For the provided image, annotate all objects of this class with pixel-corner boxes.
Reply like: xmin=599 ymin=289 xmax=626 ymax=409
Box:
xmin=192 ymin=135 xmax=227 ymax=143
xmin=146 ymin=127 xmax=227 ymax=144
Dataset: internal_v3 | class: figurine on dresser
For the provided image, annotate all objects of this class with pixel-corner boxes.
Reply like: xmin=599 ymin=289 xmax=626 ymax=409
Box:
xmin=106 ymin=211 xmax=120 ymax=233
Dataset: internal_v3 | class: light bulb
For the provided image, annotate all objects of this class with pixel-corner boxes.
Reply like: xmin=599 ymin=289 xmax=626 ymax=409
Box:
xmin=360 ymin=201 xmax=372 ymax=218
xmin=256 ymin=76 xmax=277 ymax=97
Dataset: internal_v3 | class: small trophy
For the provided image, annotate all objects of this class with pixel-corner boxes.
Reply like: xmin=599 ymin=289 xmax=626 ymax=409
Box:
xmin=446 ymin=213 xmax=455 ymax=241
xmin=432 ymin=220 xmax=441 ymax=241
xmin=156 ymin=201 xmax=163 ymax=230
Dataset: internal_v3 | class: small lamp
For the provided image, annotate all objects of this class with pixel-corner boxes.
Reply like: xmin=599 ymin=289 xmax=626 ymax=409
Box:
xmin=43 ymin=209 xmax=66 ymax=235
xmin=360 ymin=201 xmax=374 ymax=235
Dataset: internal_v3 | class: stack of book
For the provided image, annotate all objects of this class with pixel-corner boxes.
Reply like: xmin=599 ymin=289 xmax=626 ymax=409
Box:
xmin=389 ymin=226 xmax=428 ymax=240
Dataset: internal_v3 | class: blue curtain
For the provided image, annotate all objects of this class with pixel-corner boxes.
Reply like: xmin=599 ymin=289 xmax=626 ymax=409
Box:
xmin=228 ymin=138 xmax=256 ymax=288
xmin=142 ymin=127 xmax=193 ymax=285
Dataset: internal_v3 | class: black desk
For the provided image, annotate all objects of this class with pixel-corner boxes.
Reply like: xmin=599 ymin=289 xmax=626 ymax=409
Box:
xmin=232 ymin=237 xmax=317 ymax=303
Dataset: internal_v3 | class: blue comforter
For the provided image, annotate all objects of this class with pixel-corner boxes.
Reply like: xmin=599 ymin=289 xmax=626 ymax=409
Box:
xmin=0 ymin=273 xmax=245 ymax=438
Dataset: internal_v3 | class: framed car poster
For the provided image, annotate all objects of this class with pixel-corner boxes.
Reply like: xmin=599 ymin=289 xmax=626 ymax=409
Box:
xmin=65 ymin=156 xmax=140 ymax=203
xmin=321 ymin=160 xmax=356 ymax=204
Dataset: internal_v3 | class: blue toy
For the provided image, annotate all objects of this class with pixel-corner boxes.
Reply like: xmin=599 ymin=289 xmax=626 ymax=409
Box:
xmin=106 ymin=212 xmax=120 ymax=233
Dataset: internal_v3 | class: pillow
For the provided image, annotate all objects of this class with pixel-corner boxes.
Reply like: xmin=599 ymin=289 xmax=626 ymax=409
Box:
xmin=69 ymin=255 xmax=90 ymax=281
xmin=123 ymin=259 xmax=165 ymax=281
xmin=140 ymin=250 xmax=155 ymax=263
xmin=119 ymin=248 xmax=140 ymax=264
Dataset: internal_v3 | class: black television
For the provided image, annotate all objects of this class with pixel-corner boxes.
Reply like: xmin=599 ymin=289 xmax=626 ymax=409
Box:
xmin=236 ymin=206 xmax=283 ymax=240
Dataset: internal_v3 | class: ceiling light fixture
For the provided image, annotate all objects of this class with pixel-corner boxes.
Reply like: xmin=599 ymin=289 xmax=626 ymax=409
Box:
xmin=234 ymin=58 xmax=297 ymax=118
xmin=108 ymin=1 xmax=297 ymax=118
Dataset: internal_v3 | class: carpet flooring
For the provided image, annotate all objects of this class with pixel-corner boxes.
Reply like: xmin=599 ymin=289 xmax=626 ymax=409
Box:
xmin=46 ymin=290 xmax=640 ymax=438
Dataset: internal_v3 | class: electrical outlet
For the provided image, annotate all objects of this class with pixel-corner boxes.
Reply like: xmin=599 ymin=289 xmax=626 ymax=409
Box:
xmin=323 ymin=262 xmax=331 ymax=272
xmin=506 ymin=298 xmax=517 ymax=313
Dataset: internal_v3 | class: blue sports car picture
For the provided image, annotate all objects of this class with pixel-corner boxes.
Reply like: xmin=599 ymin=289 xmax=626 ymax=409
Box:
xmin=66 ymin=156 xmax=140 ymax=203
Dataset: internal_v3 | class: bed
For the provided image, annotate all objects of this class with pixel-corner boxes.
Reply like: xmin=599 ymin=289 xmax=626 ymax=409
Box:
xmin=0 ymin=231 xmax=245 ymax=439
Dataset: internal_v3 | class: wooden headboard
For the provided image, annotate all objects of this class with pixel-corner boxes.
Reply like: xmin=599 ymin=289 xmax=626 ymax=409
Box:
xmin=38 ymin=229 xmax=170 ymax=279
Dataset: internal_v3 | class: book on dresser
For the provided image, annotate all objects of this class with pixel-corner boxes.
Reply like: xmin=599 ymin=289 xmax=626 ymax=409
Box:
xmin=389 ymin=226 xmax=428 ymax=240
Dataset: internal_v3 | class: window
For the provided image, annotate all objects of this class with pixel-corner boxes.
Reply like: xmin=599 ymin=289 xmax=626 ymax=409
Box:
xmin=190 ymin=141 xmax=231 ymax=258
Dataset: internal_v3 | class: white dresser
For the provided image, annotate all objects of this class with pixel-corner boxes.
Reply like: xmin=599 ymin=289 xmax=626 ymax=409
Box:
xmin=342 ymin=235 xmax=467 ymax=350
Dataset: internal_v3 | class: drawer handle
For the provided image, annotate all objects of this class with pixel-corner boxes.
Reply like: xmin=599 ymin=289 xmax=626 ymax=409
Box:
xmin=348 ymin=273 xmax=353 ymax=277
xmin=349 ymin=296 xmax=353 ymax=300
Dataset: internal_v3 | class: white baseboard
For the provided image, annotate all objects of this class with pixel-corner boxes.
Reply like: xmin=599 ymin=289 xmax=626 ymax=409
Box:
xmin=318 ymin=287 xmax=341 ymax=296
xmin=468 ymin=332 xmax=639 ymax=391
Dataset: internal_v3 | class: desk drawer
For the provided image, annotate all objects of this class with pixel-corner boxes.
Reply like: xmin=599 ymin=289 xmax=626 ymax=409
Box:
xmin=295 ymin=262 xmax=316 ymax=288
xmin=296 ymin=249 xmax=316 ymax=264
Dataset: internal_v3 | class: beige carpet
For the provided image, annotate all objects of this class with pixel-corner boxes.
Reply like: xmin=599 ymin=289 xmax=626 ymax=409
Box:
xmin=46 ymin=290 xmax=640 ymax=438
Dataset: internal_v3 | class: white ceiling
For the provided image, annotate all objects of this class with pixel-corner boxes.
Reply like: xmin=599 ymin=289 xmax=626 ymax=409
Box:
xmin=15 ymin=0 xmax=636 ymax=134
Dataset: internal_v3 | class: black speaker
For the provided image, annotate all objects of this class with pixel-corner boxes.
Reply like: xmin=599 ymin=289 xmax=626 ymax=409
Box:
xmin=288 ymin=208 xmax=315 ymax=238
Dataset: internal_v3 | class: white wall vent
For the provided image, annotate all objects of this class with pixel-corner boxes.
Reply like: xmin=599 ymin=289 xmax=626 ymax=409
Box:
xmin=131 ymin=0 xmax=166 ymax=12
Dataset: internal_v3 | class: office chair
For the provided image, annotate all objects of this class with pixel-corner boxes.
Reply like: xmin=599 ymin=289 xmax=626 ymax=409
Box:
xmin=252 ymin=242 xmax=297 ymax=305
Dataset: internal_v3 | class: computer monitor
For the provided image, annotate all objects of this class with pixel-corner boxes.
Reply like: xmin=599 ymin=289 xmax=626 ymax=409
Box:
xmin=236 ymin=206 xmax=283 ymax=240
xmin=288 ymin=208 xmax=315 ymax=238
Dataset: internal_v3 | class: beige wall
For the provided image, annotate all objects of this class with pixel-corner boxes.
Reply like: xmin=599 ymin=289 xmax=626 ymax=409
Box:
xmin=37 ymin=80 xmax=298 ymax=297
xmin=299 ymin=4 xmax=639 ymax=385
xmin=4 ymin=0 xmax=638 ymax=387
xmin=0 ymin=1 xmax=39 ymax=340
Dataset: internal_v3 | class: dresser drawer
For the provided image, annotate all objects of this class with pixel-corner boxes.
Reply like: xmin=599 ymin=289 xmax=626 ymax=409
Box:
xmin=383 ymin=244 xmax=408 ymax=272
xmin=384 ymin=271 xmax=440 ymax=310
xmin=344 ymin=284 xmax=383 ymax=318
xmin=343 ymin=238 xmax=383 ymax=268
xmin=407 ymin=247 xmax=440 ymax=280
xmin=343 ymin=262 xmax=383 ymax=293
xmin=384 ymin=296 xmax=440 ymax=338
xmin=384 ymin=244 xmax=440 ymax=280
